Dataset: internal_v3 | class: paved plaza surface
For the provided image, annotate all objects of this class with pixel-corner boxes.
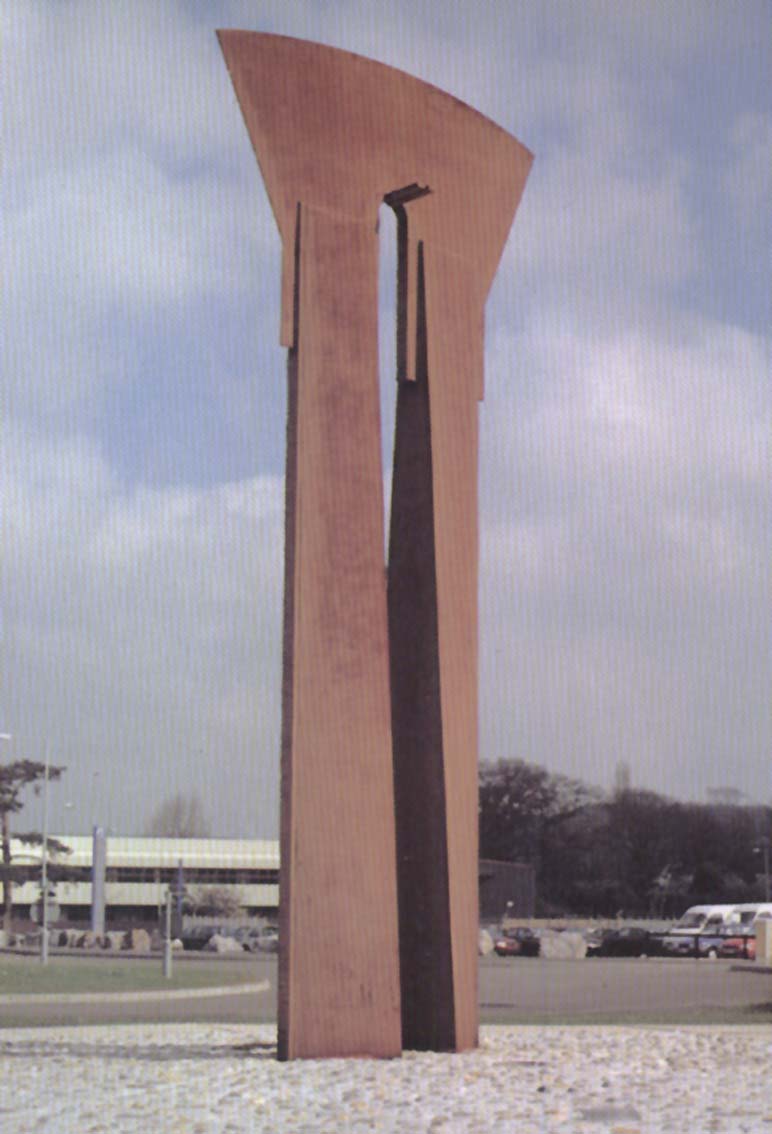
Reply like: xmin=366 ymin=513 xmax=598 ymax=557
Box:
xmin=2 ymin=1021 xmax=772 ymax=1133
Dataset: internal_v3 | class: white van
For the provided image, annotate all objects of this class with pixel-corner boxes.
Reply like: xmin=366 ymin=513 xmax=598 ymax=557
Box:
xmin=669 ymin=904 xmax=737 ymax=933
xmin=730 ymin=903 xmax=772 ymax=927
xmin=661 ymin=904 xmax=739 ymax=957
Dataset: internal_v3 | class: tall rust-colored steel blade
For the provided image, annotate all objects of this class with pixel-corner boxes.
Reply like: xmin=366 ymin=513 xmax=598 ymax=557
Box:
xmin=217 ymin=30 xmax=532 ymax=1058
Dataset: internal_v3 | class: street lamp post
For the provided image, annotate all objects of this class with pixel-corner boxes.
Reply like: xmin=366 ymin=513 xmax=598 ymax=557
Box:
xmin=40 ymin=743 xmax=50 ymax=965
xmin=0 ymin=734 xmax=11 ymax=940
xmin=757 ymin=836 xmax=771 ymax=903
xmin=163 ymin=888 xmax=173 ymax=979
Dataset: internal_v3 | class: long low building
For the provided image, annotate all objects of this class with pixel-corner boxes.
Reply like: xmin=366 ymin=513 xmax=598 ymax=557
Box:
xmin=6 ymin=836 xmax=534 ymax=927
xmin=8 ymin=835 xmax=280 ymax=924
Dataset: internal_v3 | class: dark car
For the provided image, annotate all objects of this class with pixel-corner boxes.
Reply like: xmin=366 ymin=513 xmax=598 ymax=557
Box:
xmin=584 ymin=927 xmax=614 ymax=957
xmin=587 ymin=926 xmax=659 ymax=957
xmin=181 ymin=924 xmax=223 ymax=951
xmin=494 ymin=926 xmax=540 ymax=957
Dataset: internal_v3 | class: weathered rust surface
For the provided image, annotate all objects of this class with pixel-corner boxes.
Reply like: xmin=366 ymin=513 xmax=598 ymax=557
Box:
xmin=217 ymin=30 xmax=532 ymax=1059
xmin=276 ymin=204 xmax=402 ymax=1059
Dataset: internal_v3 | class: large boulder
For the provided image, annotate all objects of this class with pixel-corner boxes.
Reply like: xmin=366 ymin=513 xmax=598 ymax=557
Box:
xmin=756 ymin=918 xmax=772 ymax=964
xmin=207 ymin=933 xmax=243 ymax=954
xmin=123 ymin=928 xmax=151 ymax=953
xmin=539 ymin=929 xmax=587 ymax=960
xmin=478 ymin=928 xmax=494 ymax=956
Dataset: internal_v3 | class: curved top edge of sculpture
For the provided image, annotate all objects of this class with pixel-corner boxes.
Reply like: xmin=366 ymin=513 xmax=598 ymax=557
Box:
xmin=216 ymin=30 xmax=533 ymax=352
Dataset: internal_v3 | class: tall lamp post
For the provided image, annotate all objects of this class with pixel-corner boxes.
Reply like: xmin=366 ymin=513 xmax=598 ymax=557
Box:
xmin=0 ymin=734 xmax=12 ymax=940
xmin=40 ymin=742 xmax=51 ymax=965
xmin=756 ymin=836 xmax=771 ymax=903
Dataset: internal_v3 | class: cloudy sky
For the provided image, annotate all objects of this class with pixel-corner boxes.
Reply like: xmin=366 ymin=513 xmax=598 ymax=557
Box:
xmin=3 ymin=1 xmax=770 ymax=837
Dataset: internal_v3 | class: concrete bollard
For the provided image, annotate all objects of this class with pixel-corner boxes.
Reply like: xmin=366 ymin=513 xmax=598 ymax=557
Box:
xmin=755 ymin=918 xmax=772 ymax=964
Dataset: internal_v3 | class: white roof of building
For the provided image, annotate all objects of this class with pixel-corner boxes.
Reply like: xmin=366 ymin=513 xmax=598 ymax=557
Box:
xmin=10 ymin=835 xmax=280 ymax=869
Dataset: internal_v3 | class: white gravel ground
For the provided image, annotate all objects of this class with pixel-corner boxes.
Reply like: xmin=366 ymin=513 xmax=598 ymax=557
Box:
xmin=1 ymin=1023 xmax=771 ymax=1133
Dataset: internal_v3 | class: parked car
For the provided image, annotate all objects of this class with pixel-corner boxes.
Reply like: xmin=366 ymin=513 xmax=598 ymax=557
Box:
xmin=661 ymin=930 xmax=735 ymax=959
xmin=584 ymin=929 xmax=607 ymax=957
xmin=181 ymin=924 xmax=221 ymax=951
xmin=233 ymin=925 xmax=260 ymax=951
xmin=717 ymin=933 xmax=756 ymax=961
xmin=660 ymin=905 xmax=740 ymax=956
xmin=226 ymin=924 xmax=279 ymax=953
xmin=584 ymin=927 xmax=614 ymax=957
xmin=494 ymin=926 xmax=540 ymax=957
xmin=587 ymin=926 xmax=660 ymax=958
xmin=248 ymin=925 xmax=279 ymax=953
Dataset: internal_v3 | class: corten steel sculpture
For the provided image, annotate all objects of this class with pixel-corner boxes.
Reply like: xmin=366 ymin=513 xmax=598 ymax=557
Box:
xmin=218 ymin=31 xmax=532 ymax=1060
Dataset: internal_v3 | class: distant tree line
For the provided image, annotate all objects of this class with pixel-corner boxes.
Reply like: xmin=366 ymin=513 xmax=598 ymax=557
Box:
xmin=479 ymin=759 xmax=772 ymax=918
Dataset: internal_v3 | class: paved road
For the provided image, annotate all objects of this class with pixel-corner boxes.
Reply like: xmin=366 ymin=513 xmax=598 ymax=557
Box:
xmin=480 ymin=954 xmax=772 ymax=1022
xmin=1 ymin=954 xmax=769 ymax=1028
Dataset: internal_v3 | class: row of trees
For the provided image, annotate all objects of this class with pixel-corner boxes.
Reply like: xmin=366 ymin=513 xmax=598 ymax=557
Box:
xmin=3 ymin=754 xmax=767 ymax=925
xmin=479 ymin=759 xmax=772 ymax=918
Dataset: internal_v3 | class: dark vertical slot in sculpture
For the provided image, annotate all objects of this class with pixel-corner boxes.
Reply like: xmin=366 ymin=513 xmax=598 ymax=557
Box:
xmin=388 ymin=238 xmax=455 ymax=1051
xmin=277 ymin=207 xmax=302 ymax=1063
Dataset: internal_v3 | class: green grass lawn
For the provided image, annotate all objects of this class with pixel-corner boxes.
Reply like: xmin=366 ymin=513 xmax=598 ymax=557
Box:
xmin=0 ymin=954 xmax=263 ymax=997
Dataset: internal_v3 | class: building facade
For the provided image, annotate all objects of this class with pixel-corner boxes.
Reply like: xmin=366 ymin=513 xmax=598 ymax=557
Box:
xmin=7 ymin=836 xmax=533 ymax=928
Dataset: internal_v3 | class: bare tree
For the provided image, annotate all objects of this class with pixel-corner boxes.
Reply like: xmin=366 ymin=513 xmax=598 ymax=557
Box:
xmin=144 ymin=792 xmax=211 ymax=838
xmin=183 ymin=885 xmax=243 ymax=918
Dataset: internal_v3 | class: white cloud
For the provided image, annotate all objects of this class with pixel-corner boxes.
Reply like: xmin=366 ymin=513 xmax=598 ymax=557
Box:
xmin=479 ymin=316 xmax=772 ymax=799
xmin=484 ymin=317 xmax=771 ymax=507
xmin=724 ymin=111 xmax=772 ymax=235
xmin=4 ymin=1 xmax=241 ymax=183
xmin=498 ymin=151 xmax=699 ymax=328
xmin=4 ymin=0 xmax=281 ymax=422
xmin=1 ymin=430 xmax=285 ymax=835
xmin=2 ymin=0 xmax=770 ymax=827
xmin=4 ymin=145 xmax=277 ymax=417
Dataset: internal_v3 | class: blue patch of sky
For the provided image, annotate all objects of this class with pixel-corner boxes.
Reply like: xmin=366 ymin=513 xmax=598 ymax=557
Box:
xmin=98 ymin=294 xmax=286 ymax=488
